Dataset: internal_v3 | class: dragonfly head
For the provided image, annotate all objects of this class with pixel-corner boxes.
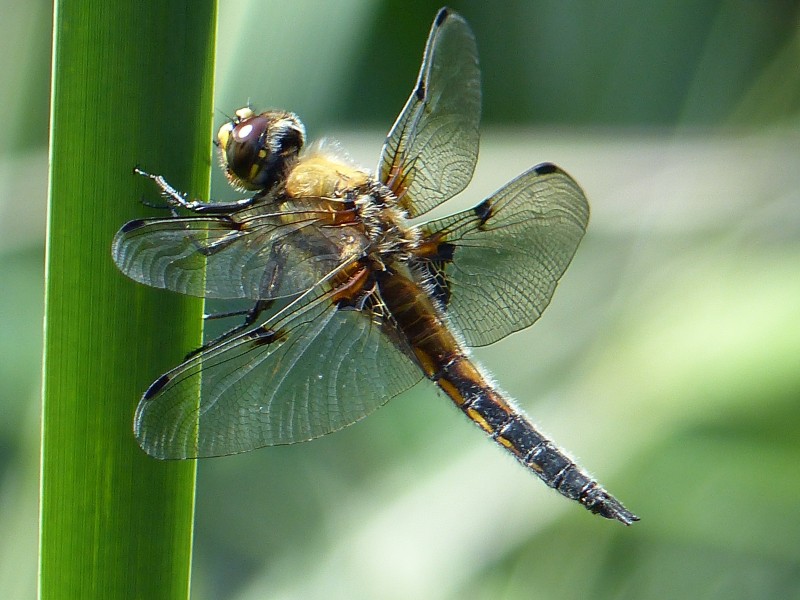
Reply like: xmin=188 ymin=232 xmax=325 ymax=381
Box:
xmin=217 ymin=107 xmax=306 ymax=192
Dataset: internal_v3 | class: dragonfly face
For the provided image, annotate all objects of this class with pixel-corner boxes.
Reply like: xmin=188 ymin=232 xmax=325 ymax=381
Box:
xmin=216 ymin=107 xmax=305 ymax=191
xmin=112 ymin=7 xmax=638 ymax=525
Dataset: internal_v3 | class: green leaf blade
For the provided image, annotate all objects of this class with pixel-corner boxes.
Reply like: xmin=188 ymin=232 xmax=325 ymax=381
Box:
xmin=41 ymin=2 xmax=217 ymax=598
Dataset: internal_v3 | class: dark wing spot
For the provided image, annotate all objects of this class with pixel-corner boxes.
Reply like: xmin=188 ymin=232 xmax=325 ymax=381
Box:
xmin=143 ymin=373 xmax=171 ymax=399
xmin=437 ymin=241 xmax=455 ymax=262
xmin=249 ymin=326 xmax=282 ymax=347
xmin=534 ymin=162 xmax=559 ymax=176
xmin=227 ymin=216 xmax=248 ymax=231
xmin=119 ymin=219 xmax=147 ymax=233
xmin=415 ymin=79 xmax=427 ymax=101
xmin=473 ymin=199 xmax=493 ymax=226
xmin=418 ymin=242 xmax=456 ymax=307
xmin=435 ymin=7 xmax=450 ymax=27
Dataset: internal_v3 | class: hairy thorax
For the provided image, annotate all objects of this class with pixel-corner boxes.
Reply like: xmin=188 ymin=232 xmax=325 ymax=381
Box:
xmin=284 ymin=147 xmax=421 ymax=264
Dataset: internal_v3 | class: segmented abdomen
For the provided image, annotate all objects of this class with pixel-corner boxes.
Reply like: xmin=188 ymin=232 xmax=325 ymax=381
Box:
xmin=377 ymin=270 xmax=638 ymax=525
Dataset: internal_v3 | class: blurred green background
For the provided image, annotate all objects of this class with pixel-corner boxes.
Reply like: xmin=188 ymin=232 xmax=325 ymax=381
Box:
xmin=3 ymin=0 xmax=799 ymax=598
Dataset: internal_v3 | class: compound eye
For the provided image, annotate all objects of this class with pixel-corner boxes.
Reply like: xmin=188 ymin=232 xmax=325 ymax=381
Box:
xmin=221 ymin=115 xmax=271 ymax=189
xmin=216 ymin=109 xmax=305 ymax=191
xmin=232 ymin=118 xmax=262 ymax=145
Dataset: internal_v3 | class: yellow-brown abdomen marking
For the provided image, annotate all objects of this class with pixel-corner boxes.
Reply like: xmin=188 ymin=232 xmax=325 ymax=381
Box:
xmin=376 ymin=271 xmax=516 ymax=432
xmin=376 ymin=270 xmax=639 ymax=524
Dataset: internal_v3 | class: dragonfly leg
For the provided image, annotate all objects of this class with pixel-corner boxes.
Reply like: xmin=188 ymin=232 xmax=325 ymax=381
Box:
xmin=133 ymin=166 xmax=262 ymax=214
xmin=186 ymin=299 xmax=275 ymax=360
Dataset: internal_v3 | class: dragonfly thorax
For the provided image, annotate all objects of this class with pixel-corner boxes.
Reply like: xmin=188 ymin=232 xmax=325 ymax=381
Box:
xmin=283 ymin=146 xmax=420 ymax=264
xmin=354 ymin=179 xmax=421 ymax=261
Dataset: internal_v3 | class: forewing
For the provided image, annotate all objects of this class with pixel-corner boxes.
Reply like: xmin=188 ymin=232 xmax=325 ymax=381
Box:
xmin=134 ymin=285 xmax=423 ymax=459
xmin=112 ymin=209 xmax=368 ymax=300
xmin=416 ymin=163 xmax=589 ymax=347
xmin=377 ymin=8 xmax=480 ymax=218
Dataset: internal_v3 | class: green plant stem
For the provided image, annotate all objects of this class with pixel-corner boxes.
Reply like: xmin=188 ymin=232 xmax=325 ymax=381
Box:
xmin=41 ymin=2 xmax=217 ymax=597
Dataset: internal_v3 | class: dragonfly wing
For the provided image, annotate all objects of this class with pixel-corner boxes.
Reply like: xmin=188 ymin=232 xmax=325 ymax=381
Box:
xmin=112 ymin=210 xmax=368 ymax=300
xmin=416 ymin=163 xmax=589 ymax=347
xmin=134 ymin=281 xmax=423 ymax=459
xmin=377 ymin=8 xmax=480 ymax=217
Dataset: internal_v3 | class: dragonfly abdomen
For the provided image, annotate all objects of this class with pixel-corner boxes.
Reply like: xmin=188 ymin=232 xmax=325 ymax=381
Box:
xmin=440 ymin=357 xmax=639 ymax=525
xmin=377 ymin=270 xmax=638 ymax=525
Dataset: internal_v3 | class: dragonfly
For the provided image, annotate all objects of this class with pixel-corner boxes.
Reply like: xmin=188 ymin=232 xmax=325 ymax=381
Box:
xmin=112 ymin=7 xmax=638 ymax=525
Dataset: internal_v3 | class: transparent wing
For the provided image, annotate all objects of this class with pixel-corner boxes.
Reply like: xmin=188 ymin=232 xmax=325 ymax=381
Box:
xmin=112 ymin=208 xmax=368 ymax=300
xmin=134 ymin=282 xmax=423 ymax=459
xmin=377 ymin=8 xmax=481 ymax=218
xmin=415 ymin=163 xmax=589 ymax=347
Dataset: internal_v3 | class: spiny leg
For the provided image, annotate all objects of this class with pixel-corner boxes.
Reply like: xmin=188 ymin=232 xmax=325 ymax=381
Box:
xmin=186 ymin=299 xmax=275 ymax=360
xmin=134 ymin=167 xmax=262 ymax=214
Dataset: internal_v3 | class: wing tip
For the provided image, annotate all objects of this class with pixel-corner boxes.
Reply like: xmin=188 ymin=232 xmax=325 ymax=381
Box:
xmin=435 ymin=7 xmax=450 ymax=26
